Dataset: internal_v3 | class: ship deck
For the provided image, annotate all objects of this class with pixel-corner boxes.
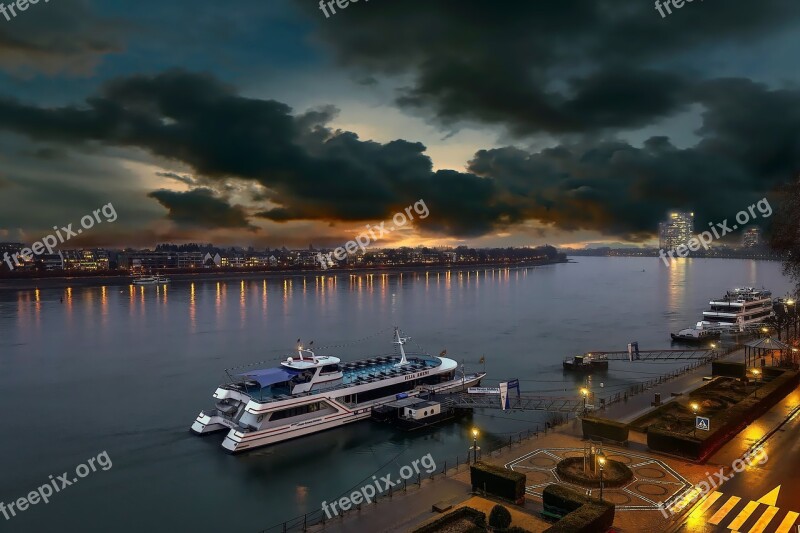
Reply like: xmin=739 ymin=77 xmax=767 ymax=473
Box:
xmin=231 ymin=355 xmax=443 ymax=403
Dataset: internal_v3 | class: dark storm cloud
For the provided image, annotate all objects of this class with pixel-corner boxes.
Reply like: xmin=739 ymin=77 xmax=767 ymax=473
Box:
xmin=0 ymin=0 xmax=123 ymax=76
xmin=147 ymin=188 xmax=257 ymax=230
xmin=156 ymin=171 xmax=199 ymax=187
xmin=0 ymin=71 xmax=797 ymax=239
xmin=0 ymin=70 xmax=507 ymax=235
xmin=468 ymin=76 xmax=800 ymax=239
xmin=296 ymin=0 xmax=800 ymax=136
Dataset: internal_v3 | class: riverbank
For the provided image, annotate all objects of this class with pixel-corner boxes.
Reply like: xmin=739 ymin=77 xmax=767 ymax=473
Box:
xmin=0 ymin=258 xmax=569 ymax=291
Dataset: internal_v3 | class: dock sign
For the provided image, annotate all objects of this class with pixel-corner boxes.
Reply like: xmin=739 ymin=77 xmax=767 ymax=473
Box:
xmin=695 ymin=416 xmax=710 ymax=431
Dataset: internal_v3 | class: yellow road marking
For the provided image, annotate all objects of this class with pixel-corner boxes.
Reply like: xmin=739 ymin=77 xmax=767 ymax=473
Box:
xmin=774 ymin=511 xmax=799 ymax=533
xmin=729 ymin=501 xmax=760 ymax=531
xmin=747 ymin=506 xmax=779 ymax=533
xmin=692 ymin=491 xmax=724 ymax=517
xmin=757 ymin=485 xmax=781 ymax=507
xmin=709 ymin=496 xmax=741 ymax=525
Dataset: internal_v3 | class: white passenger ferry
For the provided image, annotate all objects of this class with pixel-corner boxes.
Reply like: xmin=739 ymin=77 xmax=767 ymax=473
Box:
xmin=696 ymin=287 xmax=774 ymax=332
xmin=191 ymin=328 xmax=486 ymax=453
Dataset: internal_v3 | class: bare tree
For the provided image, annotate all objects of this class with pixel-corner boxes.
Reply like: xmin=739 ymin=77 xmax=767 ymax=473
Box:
xmin=770 ymin=175 xmax=800 ymax=297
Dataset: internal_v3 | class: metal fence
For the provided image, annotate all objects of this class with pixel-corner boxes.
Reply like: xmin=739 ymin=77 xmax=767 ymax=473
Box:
xmin=257 ymin=424 xmax=552 ymax=532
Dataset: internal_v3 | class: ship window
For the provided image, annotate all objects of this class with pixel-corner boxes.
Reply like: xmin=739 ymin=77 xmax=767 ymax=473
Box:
xmin=270 ymin=401 xmax=324 ymax=421
xmin=321 ymin=364 xmax=340 ymax=374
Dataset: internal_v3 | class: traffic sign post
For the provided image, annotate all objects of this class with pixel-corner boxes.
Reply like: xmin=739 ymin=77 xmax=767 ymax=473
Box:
xmin=695 ymin=416 xmax=710 ymax=432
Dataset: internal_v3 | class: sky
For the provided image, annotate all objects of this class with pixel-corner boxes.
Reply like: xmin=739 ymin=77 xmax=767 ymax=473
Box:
xmin=0 ymin=0 xmax=799 ymax=250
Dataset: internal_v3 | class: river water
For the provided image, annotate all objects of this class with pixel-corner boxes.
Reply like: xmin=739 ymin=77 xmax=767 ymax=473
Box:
xmin=0 ymin=257 xmax=792 ymax=532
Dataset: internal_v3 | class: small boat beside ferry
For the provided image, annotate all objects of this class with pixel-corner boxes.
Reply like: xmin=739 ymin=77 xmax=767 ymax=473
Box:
xmin=191 ymin=328 xmax=485 ymax=453
xmin=563 ymin=352 xmax=608 ymax=372
xmin=670 ymin=328 xmax=720 ymax=344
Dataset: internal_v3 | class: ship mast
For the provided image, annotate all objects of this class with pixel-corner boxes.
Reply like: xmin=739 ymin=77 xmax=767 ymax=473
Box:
xmin=394 ymin=327 xmax=410 ymax=366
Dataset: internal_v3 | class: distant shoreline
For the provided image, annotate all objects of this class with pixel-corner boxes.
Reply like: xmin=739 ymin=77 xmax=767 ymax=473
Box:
xmin=0 ymin=258 xmax=569 ymax=291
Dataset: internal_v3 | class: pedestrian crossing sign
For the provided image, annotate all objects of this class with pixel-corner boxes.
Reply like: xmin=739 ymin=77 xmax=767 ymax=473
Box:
xmin=696 ymin=416 xmax=710 ymax=431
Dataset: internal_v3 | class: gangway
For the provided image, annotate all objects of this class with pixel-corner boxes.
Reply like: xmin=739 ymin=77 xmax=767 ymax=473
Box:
xmin=435 ymin=392 xmax=587 ymax=413
xmin=588 ymin=348 xmax=718 ymax=361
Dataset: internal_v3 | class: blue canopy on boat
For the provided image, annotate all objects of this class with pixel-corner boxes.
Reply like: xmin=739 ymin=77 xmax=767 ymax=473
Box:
xmin=239 ymin=367 xmax=301 ymax=388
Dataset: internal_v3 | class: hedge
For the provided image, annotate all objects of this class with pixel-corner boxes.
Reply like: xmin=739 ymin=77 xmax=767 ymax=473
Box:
xmin=712 ymin=361 xmax=746 ymax=378
xmin=412 ymin=506 xmax=486 ymax=533
xmin=470 ymin=462 xmax=526 ymax=504
xmin=542 ymin=484 xmax=615 ymax=533
xmin=581 ymin=416 xmax=629 ymax=443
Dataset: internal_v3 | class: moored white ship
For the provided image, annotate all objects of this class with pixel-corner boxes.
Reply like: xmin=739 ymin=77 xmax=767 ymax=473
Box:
xmin=191 ymin=328 xmax=485 ymax=453
xmin=696 ymin=287 xmax=773 ymax=333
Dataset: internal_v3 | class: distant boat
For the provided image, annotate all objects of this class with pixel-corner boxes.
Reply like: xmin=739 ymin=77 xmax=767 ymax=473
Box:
xmin=132 ymin=275 xmax=170 ymax=286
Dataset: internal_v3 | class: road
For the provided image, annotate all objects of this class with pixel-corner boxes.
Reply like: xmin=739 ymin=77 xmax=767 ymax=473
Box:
xmin=673 ymin=387 xmax=800 ymax=533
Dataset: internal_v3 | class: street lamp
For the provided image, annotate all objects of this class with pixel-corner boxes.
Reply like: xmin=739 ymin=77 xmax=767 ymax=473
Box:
xmin=597 ymin=452 xmax=606 ymax=502
xmin=580 ymin=387 xmax=589 ymax=413
xmin=471 ymin=427 xmax=480 ymax=464
xmin=751 ymin=369 xmax=760 ymax=398
xmin=691 ymin=402 xmax=699 ymax=437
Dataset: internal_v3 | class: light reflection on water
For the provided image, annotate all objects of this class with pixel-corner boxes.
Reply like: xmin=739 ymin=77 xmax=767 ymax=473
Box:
xmin=0 ymin=257 xmax=793 ymax=532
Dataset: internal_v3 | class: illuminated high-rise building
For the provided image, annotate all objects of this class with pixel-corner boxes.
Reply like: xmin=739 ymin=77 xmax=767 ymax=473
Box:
xmin=742 ymin=227 xmax=761 ymax=248
xmin=658 ymin=211 xmax=694 ymax=250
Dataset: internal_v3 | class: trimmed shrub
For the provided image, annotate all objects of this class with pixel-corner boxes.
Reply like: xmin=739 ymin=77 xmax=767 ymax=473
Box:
xmin=412 ymin=506 xmax=486 ymax=533
xmin=542 ymin=485 xmax=614 ymax=533
xmin=581 ymin=416 xmax=629 ymax=443
xmin=712 ymin=361 xmax=746 ymax=378
xmin=488 ymin=504 xmax=512 ymax=530
xmin=470 ymin=462 xmax=526 ymax=503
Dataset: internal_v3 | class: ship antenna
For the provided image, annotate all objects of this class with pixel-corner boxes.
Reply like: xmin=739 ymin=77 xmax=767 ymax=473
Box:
xmin=394 ymin=326 xmax=410 ymax=366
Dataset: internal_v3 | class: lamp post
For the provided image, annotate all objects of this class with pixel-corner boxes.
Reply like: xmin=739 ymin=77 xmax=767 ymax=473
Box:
xmin=580 ymin=387 xmax=589 ymax=414
xmin=751 ymin=369 xmax=760 ymax=398
xmin=597 ymin=453 xmax=606 ymax=502
xmin=471 ymin=428 xmax=480 ymax=464
xmin=691 ymin=402 xmax=699 ymax=437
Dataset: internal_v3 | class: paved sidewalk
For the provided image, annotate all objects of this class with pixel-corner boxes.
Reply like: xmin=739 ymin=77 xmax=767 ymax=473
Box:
xmin=599 ymin=347 xmax=746 ymax=424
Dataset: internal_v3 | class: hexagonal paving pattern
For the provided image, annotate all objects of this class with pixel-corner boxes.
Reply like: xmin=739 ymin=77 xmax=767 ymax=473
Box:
xmin=505 ymin=447 xmax=692 ymax=511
